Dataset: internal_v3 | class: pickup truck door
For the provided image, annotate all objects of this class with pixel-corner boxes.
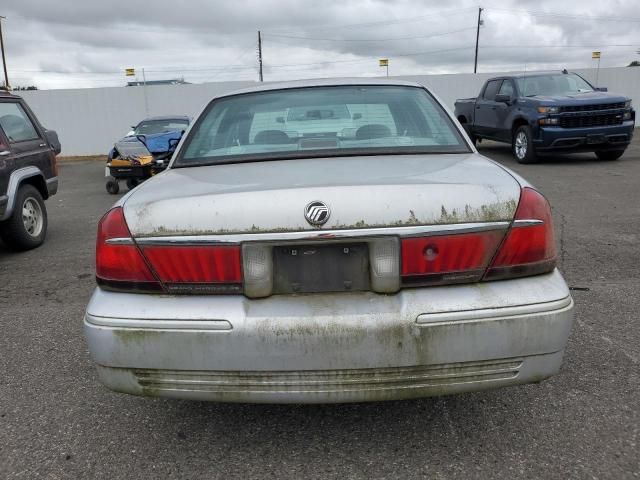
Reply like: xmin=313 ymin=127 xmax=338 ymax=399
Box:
xmin=494 ymin=80 xmax=516 ymax=142
xmin=474 ymin=79 xmax=502 ymax=137
xmin=0 ymin=99 xmax=53 ymax=190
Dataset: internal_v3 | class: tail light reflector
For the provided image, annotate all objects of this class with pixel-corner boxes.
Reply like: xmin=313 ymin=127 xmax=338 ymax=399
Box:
xmin=401 ymin=231 xmax=504 ymax=286
xmin=96 ymin=207 xmax=161 ymax=291
xmin=485 ymin=187 xmax=556 ymax=280
xmin=142 ymin=246 xmax=242 ymax=294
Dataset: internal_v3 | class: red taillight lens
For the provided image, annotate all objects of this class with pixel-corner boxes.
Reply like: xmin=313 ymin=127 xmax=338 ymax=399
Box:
xmin=485 ymin=187 xmax=557 ymax=280
xmin=401 ymin=231 xmax=504 ymax=286
xmin=142 ymin=246 xmax=242 ymax=293
xmin=96 ymin=207 xmax=161 ymax=291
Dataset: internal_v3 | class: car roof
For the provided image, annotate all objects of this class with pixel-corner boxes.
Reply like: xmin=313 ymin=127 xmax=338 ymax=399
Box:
xmin=215 ymin=77 xmax=426 ymax=98
xmin=0 ymin=90 xmax=20 ymax=99
xmin=139 ymin=115 xmax=190 ymax=122
xmin=499 ymin=70 xmax=576 ymax=79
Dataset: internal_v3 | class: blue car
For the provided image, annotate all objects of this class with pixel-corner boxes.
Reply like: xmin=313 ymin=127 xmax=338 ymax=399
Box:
xmin=106 ymin=116 xmax=190 ymax=194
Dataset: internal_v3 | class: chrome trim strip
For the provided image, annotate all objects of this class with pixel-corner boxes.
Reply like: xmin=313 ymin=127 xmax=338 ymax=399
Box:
xmin=513 ymin=219 xmax=544 ymax=228
xmin=126 ymin=222 xmax=511 ymax=246
xmin=416 ymin=296 xmax=573 ymax=325
xmin=85 ymin=314 xmax=233 ymax=331
xmin=105 ymin=238 xmax=135 ymax=245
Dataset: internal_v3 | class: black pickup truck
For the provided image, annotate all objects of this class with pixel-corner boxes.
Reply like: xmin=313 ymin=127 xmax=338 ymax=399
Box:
xmin=0 ymin=90 xmax=60 ymax=250
xmin=454 ymin=71 xmax=635 ymax=163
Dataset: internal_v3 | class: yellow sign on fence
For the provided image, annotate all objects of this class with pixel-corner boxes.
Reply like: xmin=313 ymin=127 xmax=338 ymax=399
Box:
xmin=379 ymin=59 xmax=389 ymax=67
xmin=125 ymin=68 xmax=135 ymax=76
xmin=592 ymin=51 xmax=601 ymax=59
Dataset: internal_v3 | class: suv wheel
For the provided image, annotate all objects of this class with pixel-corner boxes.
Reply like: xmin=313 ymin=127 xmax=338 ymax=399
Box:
xmin=0 ymin=184 xmax=48 ymax=250
xmin=595 ymin=149 xmax=625 ymax=161
xmin=513 ymin=125 xmax=538 ymax=164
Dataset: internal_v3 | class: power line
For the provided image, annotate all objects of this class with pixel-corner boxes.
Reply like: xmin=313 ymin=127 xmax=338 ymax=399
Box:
xmin=263 ymin=26 xmax=476 ymax=42
xmin=481 ymin=44 xmax=639 ymax=49
xmin=269 ymin=7 xmax=478 ymax=32
xmin=486 ymin=7 xmax=640 ymax=23
xmin=14 ymin=42 xmax=639 ymax=77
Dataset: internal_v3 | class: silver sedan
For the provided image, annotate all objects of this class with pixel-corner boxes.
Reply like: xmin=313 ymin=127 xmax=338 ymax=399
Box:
xmin=84 ymin=79 xmax=574 ymax=403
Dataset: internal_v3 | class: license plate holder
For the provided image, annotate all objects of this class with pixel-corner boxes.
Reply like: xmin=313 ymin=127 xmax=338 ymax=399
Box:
xmin=586 ymin=134 xmax=606 ymax=145
xmin=273 ymin=243 xmax=370 ymax=294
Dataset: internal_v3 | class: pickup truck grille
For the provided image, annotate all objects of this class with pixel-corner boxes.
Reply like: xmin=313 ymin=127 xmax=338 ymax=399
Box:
xmin=559 ymin=102 xmax=626 ymax=113
xmin=559 ymin=112 xmax=624 ymax=128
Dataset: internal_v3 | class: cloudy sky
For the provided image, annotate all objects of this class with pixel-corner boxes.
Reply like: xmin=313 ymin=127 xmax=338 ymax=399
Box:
xmin=1 ymin=0 xmax=639 ymax=89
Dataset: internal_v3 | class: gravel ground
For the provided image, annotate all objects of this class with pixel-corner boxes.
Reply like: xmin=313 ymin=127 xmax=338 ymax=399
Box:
xmin=1 ymin=137 xmax=638 ymax=479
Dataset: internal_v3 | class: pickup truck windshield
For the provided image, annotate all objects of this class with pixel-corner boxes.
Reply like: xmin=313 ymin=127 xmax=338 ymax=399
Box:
xmin=515 ymin=74 xmax=594 ymax=97
xmin=176 ymin=85 xmax=469 ymax=166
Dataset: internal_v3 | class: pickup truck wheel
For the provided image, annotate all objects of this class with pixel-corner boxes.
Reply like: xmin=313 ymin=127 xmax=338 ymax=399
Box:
xmin=513 ymin=126 xmax=538 ymax=164
xmin=0 ymin=184 xmax=48 ymax=251
xmin=595 ymin=149 xmax=625 ymax=161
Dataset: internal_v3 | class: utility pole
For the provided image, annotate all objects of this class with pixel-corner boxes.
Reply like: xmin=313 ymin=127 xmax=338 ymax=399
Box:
xmin=0 ymin=16 xmax=9 ymax=89
xmin=474 ymin=7 xmax=483 ymax=74
xmin=257 ymin=30 xmax=263 ymax=82
xmin=142 ymin=67 xmax=149 ymax=117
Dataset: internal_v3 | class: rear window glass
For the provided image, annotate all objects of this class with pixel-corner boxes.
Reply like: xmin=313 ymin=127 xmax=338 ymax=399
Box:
xmin=177 ymin=85 xmax=469 ymax=167
xmin=135 ymin=119 xmax=189 ymax=135
xmin=0 ymin=102 xmax=40 ymax=143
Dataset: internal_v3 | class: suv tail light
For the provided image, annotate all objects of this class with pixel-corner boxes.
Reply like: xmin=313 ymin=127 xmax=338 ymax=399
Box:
xmin=49 ymin=150 xmax=58 ymax=177
xmin=96 ymin=207 xmax=161 ymax=292
xmin=484 ymin=187 xmax=556 ymax=280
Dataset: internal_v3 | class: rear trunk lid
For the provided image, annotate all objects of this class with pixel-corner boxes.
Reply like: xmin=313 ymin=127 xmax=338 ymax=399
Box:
xmin=123 ymin=154 xmax=521 ymax=237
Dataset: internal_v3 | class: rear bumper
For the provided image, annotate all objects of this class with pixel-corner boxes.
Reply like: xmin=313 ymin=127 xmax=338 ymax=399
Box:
xmin=534 ymin=121 xmax=634 ymax=151
xmin=46 ymin=177 xmax=58 ymax=197
xmin=84 ymin=270 xmax=575 ymax=403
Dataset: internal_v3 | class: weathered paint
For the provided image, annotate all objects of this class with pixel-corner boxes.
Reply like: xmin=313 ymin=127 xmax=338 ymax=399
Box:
xmin=122 ymin=153 xmax=522 ymax=238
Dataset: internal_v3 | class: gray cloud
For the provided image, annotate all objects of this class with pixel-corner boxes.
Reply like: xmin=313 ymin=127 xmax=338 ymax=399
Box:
xmin=1 ymin=0 xmax=639 ymax=88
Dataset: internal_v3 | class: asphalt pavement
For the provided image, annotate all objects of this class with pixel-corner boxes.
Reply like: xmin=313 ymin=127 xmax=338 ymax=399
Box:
xmin=1 ymin=138 xmax=639 ymax=479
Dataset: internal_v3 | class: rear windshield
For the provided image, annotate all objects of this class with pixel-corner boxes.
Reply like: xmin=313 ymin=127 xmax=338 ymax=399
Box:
xmin=175 ymin=85 xmax=469 ymax=167
xmin=135 ymin=119 xmax=189 ymax=135
xmin=516 ymin=74 xmax=594 ymax=97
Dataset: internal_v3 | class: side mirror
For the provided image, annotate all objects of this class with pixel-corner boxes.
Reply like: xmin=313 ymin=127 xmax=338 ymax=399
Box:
xmin=595 ymin=87 xmax=608 ymax=92
xmin=352 ymin=113 xmax=363 ymax=120
xmin=276 ymin=116 xmax=285 ymax=124
xmin=44 ymin=129 xmax=61 ymax=155
xmin=495 ymin=94 xmax=512 ymax=104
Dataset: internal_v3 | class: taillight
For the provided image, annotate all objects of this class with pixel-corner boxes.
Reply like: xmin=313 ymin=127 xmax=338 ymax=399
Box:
xmin=142 ymin=246 xmax=242 ymax=294
xmin=484 ymin=187 xmax=556 ymax=280
xmin=401 ymin=231 xmax=504 ymax=286
xmin=96 ymin=207 xmax=243 ymax=294
xmin=49 ymin=151 xmax=58 ymax=177
xmin=96 ymin=207 xmax=161 ymax=292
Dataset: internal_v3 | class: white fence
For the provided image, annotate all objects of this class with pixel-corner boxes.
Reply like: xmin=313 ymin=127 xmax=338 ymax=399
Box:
xmin=18 ymin=66 xmax=640 ymax=156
